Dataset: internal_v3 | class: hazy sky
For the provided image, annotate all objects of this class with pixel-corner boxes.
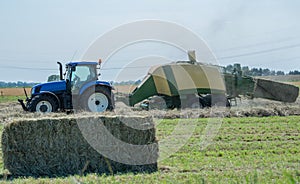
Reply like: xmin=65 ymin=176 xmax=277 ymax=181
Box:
xmin=0 ymin=0 xmax=300 ymax=82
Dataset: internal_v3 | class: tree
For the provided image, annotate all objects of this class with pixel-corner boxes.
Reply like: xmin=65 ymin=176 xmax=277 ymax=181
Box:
xmin=276 ymin=71 xmax=285 ymax=76
xmin=250 ymin=68 xmax=259 ymax=76
xmin=288 ymin=70 xmax=300 ymax=75
xmin=134 ymin=80 xmax=142 ymax=85
xmin=242 ymin=66 xmax=250 ymax=76
xmin=225 ymin=65 xmax=234 ymax=73
xmin=17 ymin=81 xmax=24 ymax=87
xmin=47 ymin=75 xmax=60 ymax=82
xmin=258 ymin=68 xmax=263 ymax=76
xmin=262 ymin=69 xmax=271 ymax=76
xmin=270 ymin=70 xmax=276 ymax=76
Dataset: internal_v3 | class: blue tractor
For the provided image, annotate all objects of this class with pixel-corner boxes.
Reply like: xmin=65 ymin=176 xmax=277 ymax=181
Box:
xmin=18 ymin=61 xmax=115 ymax=113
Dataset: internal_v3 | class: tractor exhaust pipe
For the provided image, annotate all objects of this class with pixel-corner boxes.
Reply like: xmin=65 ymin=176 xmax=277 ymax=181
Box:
xmin=57 ymin=62 xmax=63 ymax=80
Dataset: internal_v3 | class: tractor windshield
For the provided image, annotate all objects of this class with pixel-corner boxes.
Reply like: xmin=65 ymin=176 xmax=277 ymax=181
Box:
xmin=71 ymin=66 xmax=92 ymax=82
xmin=69 ymin=64 xmax=97 ymax=92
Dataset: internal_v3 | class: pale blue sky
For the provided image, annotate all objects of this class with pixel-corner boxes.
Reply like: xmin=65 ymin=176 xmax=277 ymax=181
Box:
xmin=0 ymin=0 xmax=300 ymax=82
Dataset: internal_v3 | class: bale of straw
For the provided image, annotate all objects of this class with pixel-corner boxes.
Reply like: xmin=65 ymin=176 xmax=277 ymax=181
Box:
xmin=1 ymin=115 xmax=158 ymax=177
xmin=254 ymin=78 xmax=299 ymax=103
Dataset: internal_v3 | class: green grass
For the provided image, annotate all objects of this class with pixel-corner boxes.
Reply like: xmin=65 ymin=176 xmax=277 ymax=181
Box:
xmin=0 ymin=96 xmax=26 ymax=103
xmin=0 ymin=116 xmax=299 ymax=183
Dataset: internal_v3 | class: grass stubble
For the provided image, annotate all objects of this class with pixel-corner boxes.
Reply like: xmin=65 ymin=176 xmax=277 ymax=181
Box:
xmin=0 ymin=97 xmax=299 ymax=183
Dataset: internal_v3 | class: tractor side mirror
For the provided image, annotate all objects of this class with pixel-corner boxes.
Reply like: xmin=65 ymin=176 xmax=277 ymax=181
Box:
xmin=71 ymin=66 xmax=76 ymax=72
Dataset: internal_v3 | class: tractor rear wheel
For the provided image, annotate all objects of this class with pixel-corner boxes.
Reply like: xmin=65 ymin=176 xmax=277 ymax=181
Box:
xmin=27 ymin=95 xmax=59 ymax=113
xmin=81 ymin=86 xmax=114 ymax=112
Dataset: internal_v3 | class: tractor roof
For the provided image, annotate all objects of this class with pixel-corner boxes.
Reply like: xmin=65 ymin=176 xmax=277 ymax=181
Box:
xmin=66 ymin=61 xmax=98 ymax=67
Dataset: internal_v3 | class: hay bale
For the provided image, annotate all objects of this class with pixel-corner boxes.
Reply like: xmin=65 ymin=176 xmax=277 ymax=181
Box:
xmin=254 ymin=78 xmax=299 ymax=103
xmin=1 ymin=115 xmax=158 ymax=177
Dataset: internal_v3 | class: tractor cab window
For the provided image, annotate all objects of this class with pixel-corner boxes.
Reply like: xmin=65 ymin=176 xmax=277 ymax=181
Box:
xmin=71 ymin=65 xmax=96 ymax=92
xmin=71 ymin=66 xmax=90 ymax=82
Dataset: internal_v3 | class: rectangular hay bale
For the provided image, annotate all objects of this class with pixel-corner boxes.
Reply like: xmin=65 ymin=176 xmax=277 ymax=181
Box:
xmin=254 ymin=78 xmax=299 ymax=103
xmin=1 ymin=115 xmax=158 ymax=177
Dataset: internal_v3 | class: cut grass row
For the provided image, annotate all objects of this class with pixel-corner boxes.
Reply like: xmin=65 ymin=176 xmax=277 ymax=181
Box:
xmin=0 ymin=116 xmax=299 ymax=183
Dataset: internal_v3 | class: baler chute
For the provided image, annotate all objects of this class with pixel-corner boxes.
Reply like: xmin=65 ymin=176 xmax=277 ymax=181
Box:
xmin=224 ymin=71 xmax=299 ymax=103
xmin=253 ymin=78 xmax=299 ymax=103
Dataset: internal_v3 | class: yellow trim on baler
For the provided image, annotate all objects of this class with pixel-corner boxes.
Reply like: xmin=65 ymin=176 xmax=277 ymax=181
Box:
xmin=148 ymin=63 xmax=226 ymax=96
xmin=151 ymin=66 xmax=172 ymax=96
xmin=170 ymin=64 xmax=225 ymax=91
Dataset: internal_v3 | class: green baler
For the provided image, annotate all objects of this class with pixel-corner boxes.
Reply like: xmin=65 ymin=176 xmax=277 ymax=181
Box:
xmin=129 ymin=57 xmax=299 ymax=109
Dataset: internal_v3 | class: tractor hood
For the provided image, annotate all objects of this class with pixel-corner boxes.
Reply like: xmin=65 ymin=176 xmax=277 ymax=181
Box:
xmin=32 ymin=81 xmax=67 ymax=95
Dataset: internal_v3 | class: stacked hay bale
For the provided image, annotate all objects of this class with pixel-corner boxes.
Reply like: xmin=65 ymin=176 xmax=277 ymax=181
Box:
xmin=1 ymin=115 xmax=158 ymax=177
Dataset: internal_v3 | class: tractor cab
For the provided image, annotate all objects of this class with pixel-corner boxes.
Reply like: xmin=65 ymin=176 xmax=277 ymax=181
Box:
xmin=64 ymin=62 xmax=99 ymax=94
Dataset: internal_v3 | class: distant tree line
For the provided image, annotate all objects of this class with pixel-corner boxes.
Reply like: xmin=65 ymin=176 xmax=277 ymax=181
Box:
xmin=0 ymin=74 xmax=60 ymax=88
xmin=288 ymin=70 xmax=300 ymax=75
xmin=113 ymin=80 xmax=142 ymax=85
xmin=47 ymin=75 xmax=60 ymax=82
xmin=224 ymin=64 xmax=299 ymax=76
xmin=0 ymin=81 xmax=39 ymax=88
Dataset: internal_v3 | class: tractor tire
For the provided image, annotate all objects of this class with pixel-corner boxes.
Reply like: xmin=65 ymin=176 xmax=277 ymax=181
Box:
xmin=81 ymin=86 xmax=114 ymax=112
xmin=183 ymin=97 xmax=205 ymax=109
xmin=27 ymin=95 xmax=59 ymax=113
xmin=148 ymin=96 xmax=168 ymax=110
xmin=203 ymin=94 xmax=231 ymax=107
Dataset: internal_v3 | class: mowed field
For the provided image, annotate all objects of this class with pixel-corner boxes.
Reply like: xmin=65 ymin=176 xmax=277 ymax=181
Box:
xmin=0 ymin=113 xmax=299 ymax=183
xmin=0 ymin=98 xmax=299 ymax=183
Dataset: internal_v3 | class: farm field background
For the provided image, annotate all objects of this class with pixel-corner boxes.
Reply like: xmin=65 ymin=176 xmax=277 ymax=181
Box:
xmin=258 ymin=75 xmax=300 ymax=83
xmin=0 ymin=115 xmax=299 ymax=183
xmin=0 ymin=75 xmax=299 ymax=183
xmin=0 ymin=88 xmax=31 ymax=97
xmin=0 ymin=88 xmax=29 ymax=103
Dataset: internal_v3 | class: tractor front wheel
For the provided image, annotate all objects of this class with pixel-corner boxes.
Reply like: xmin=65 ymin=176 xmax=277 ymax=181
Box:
xmin=27 ymin=95 xmax=59 ymax=113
